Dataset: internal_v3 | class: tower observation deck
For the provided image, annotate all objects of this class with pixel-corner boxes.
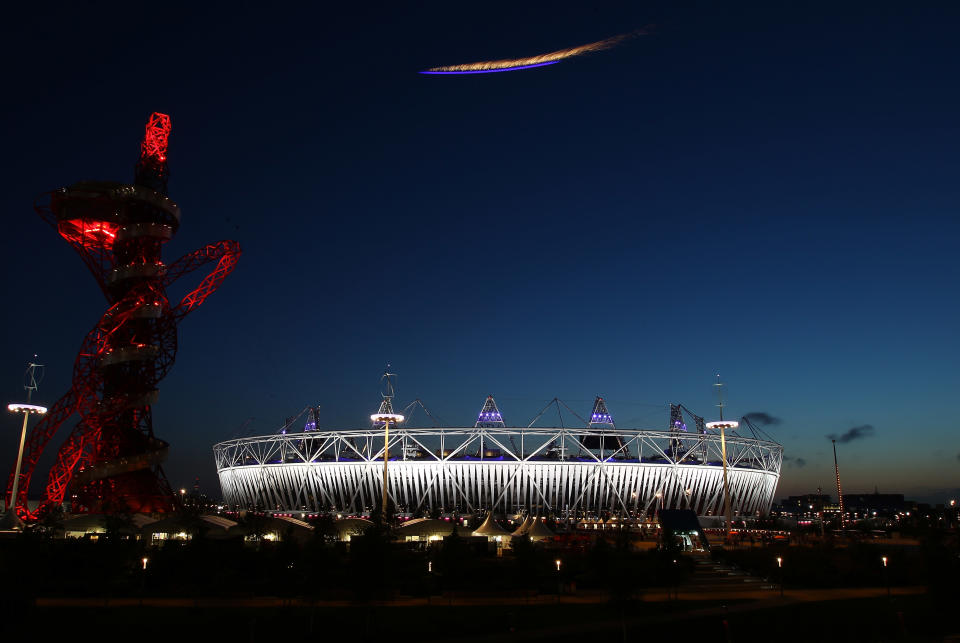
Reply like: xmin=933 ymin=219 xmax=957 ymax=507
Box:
xmin=4 ymin=113 xmax=241 ymax=520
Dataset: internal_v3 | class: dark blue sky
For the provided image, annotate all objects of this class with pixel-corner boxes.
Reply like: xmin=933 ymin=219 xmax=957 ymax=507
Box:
xmin=2 ymin=2 xmax=958 ymax=502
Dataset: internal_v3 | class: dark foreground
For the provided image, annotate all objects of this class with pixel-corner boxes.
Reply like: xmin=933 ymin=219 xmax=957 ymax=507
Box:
xmin=2 ymin=524 xmax=957 ymax=641
xmin=1 ymin=594 xmax=955 ymax=642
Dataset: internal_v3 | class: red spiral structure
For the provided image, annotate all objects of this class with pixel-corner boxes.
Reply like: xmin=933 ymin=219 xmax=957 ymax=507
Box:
xmin=4 ymin=113 xmax=241 ymax=520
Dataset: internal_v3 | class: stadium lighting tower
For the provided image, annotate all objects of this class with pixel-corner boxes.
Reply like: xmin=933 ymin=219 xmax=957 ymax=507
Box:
xmin=370 ymin=370 xmax=403 ymax=522
xmin=2 ymin=360 xmax=47 ymax=530
xmin=705 ymin=375 xmax=738 ymax=541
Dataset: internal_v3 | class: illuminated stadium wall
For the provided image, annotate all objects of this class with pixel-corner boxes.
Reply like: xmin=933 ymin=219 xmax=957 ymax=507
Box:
xmin=214 ymin=426 xmax=782 ymax=517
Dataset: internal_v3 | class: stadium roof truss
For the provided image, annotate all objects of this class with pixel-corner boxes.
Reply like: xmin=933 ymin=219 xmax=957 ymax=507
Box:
xmin=214 ymin=426 xmax=782 ymax=517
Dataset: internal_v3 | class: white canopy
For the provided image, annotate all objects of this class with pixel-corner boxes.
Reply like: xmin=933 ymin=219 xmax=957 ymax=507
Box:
xmin=511 ymin=514 xmax=535 ymax=537
xmin=396 ymin=518 xmax=456 ymax=539
xmin=472 ymin=512 xmax=510 ymax=539
xmin=526 ymin=516 xmax=555 ymax=542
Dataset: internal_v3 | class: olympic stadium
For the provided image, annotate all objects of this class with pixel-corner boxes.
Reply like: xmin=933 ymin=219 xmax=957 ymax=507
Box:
xmin=214 ymin=396 xmax=782 ymax=518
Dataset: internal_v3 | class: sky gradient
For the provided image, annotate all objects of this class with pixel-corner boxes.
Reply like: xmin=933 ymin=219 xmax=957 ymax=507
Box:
xmin=1 ymin=2 xmax=958 ymax=503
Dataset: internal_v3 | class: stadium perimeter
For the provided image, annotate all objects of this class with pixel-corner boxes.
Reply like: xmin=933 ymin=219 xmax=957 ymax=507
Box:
xmin=214 ymin=398 xmax=782 ymax=518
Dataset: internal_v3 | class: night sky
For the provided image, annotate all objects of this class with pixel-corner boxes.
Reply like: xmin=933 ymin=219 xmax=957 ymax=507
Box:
xmin=2 ymin=3 xmax=958 ymax=503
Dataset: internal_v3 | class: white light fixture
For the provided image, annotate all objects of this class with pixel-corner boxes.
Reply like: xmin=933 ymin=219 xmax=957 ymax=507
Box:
xmin=7 ymin=403 xmax=47 ymax=414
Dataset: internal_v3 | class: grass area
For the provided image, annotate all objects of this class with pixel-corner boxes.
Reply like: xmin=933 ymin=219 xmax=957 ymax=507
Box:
xmin=690 ymin=595 xmax=954 ymax=643
xmin=1 ymin=595 xmax=953 ymax=642
xmin=712 ymin=538 xmax=958 ymax=592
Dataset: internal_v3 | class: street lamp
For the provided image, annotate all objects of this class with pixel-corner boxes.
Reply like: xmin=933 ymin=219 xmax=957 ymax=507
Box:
xmin=776 ymin=556 xmax=783 ymax=597
xmin=707 ymin=375 xmax=739 ymax=543
xmin=882 ymin=556 xmax=889 ymax=599
xmin=555 ymin=559 xmax=561 ymax=572
xmin=371 ymin=371 xmax=403 ymax=523
xmin=706 ymin=420 xmax=739 ymax=541
xmin=672 ymin=558 xmax=680 ymax=600
xmin=2 ymin=360 xmax=48 ymax=530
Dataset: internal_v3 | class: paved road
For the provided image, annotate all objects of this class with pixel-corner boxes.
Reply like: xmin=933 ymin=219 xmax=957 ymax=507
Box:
xmin=34 ymin=585 xmax=925 ymax=609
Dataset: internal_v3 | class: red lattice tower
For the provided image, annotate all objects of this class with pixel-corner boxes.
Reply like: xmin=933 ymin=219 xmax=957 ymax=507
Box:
xmin=4 ymin=113 xmax=241 ymax=519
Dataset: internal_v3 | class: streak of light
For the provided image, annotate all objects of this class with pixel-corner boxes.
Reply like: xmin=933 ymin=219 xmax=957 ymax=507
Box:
xmin=420 ymin=29 xmax=648 ymax=74
xmin=419 ymin=61 xmax=559 ymax=75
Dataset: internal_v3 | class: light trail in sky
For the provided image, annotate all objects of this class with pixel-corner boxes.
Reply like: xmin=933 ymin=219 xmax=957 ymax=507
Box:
xmin=419 ymin=61 xmax=559 ymax=75
xmin=420 ymin=29 xmax=647 ymax=75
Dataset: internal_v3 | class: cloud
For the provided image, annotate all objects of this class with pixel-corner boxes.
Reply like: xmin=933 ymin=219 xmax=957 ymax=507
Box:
xmin=744 ymin=412 xmax=781 ymax=426
xmin=827 ymin=424 xmax=875 ymax=444
xmin=784 ymin=456 xmax=807 ymax=468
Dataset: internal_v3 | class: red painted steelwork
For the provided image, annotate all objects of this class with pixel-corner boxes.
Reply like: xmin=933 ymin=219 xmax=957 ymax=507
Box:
xmin=140 ymin=112 xmax=171 ymax=163
xmin=4 ymin=113 xmax=241 ymax=520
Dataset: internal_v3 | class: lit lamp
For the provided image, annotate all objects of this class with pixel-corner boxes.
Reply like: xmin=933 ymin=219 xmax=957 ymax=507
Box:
xmin=3 ymin=403 xmax=47 ymax=529
xmin=882 ymin=555 xmax=890 ymax=598
xmin=705 ymin=419 xmax=738 ymax=541
xmin=370 ymin=369 xmax=404 ymax=523
xmin=776 ymin=556 xmax=784 ymax=597
xmin=3 ymin=360 xmax=48 ymax=530
xmin=371 ymin=388 xmax=404 ymax=522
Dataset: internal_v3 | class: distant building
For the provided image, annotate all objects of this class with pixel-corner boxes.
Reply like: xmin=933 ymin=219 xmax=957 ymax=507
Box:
xmin=842 ymin=492 xmax=905 ymax=515
xmin=777 ymin=494 xmax=831 ymax=516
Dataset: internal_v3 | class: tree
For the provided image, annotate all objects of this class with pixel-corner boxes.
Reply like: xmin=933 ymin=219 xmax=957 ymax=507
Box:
xmin=174 ymin=502 xmax=209 ymax=540
xmin=239 ymin=512 xmax=269 ymax=544
xmin=100 ymin=498 xmax=135 ymax=542
xmin=309 ymin=512 xmax=338 ymax=544
xmin=26 ymin=504 xmax=65 ymax=540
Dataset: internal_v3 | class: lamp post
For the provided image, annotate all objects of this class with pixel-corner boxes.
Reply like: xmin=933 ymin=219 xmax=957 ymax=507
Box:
xmin=882 ymin=556 xmax=889 ymax=599
xmin=706 ymin=420 xmax=739 ymax=542
xmin=2 ymin=360 xmax=47 ymax=530
xmin=776 ymin=556 xmax=783 ymax=597
xmin=672 ymin=558 xmax=679 ymax=601
xmin=707 ymin=375 xmax=738 ymax=544
xmin=371 ymin=411 xmax=404 ymax=522
xmin=370 ymin=370 xmax=403 ymax=524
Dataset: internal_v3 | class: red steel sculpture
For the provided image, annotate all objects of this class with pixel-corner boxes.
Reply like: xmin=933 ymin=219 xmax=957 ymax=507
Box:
xmin=4 ymin=113 xmax=241 ymax=520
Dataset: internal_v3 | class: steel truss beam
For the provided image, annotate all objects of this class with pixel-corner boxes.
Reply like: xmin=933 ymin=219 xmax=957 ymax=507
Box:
xmin=215 ymin=426 xmax=782 ymax=517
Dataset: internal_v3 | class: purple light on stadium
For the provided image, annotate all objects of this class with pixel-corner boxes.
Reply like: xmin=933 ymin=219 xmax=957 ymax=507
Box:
xmin=419 ymin=61 xmax=560 ymax=75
